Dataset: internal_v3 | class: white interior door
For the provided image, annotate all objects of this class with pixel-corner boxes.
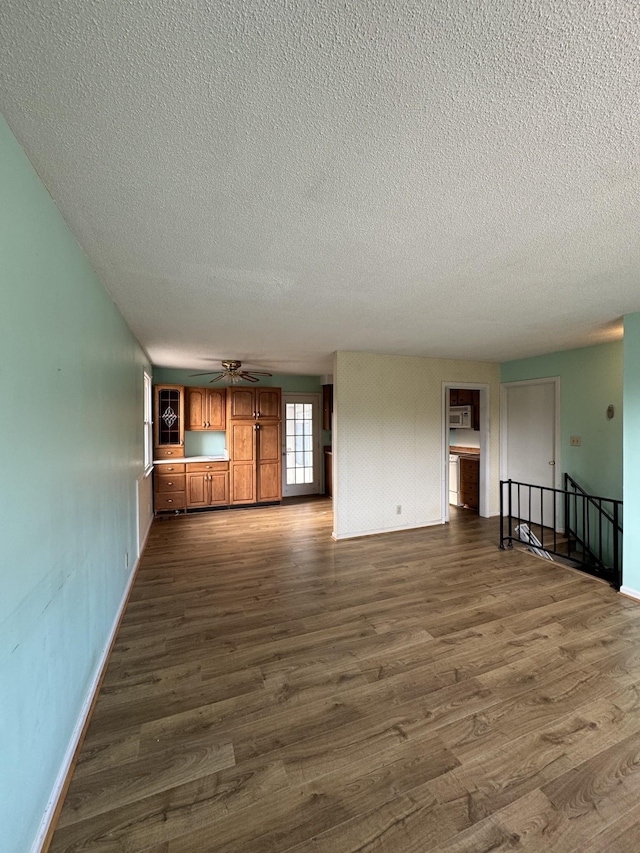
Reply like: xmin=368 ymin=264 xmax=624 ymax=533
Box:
xmin=501 ymin=379 xmax=560 ymax=529
xmin=282 ymin=394 xmax=321 ymax=497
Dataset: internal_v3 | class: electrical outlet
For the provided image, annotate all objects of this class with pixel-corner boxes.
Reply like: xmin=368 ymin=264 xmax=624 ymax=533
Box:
xmin=570 ymin=436 xmax=582 ymax=447
xmin=396 ymin=505 xmax=402 ymax=514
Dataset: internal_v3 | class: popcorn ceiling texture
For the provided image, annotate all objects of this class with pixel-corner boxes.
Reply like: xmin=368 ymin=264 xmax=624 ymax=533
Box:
xmin=333 ymin=351 xmax=500 ymax=539
xmin=1 ymin=1 xmax=639 ymax=372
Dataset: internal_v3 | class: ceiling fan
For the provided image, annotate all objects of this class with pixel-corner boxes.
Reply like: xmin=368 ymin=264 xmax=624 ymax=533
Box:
xmin=190 ymin=360 xmax=273 ymax=384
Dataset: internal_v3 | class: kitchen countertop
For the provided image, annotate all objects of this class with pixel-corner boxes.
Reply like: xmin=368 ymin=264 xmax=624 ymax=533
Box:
xmin=449 ymin=445 xmax=480 ymax=456
xmin=154 ymin=454 xmax=229 ymax=465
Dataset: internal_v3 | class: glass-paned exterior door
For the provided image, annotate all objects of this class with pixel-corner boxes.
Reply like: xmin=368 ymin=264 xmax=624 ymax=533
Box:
xmin=282 ymin=395 xmax=321 ymax=496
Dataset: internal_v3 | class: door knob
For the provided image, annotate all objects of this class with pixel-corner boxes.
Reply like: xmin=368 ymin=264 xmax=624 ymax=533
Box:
xmin=549 ymin=461 xmax=555 ymax=466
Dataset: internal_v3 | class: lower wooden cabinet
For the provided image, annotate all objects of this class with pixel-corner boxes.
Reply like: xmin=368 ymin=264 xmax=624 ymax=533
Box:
xmin=154 ymin=464 xmax=186 ymax=512
xmin=185 ymin=462 xmax=229 ymax=508
xmin=459 ymin=456 xmax=479 ymax=510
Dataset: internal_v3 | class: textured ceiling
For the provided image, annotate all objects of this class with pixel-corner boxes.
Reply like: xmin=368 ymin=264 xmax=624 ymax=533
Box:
xmin=1 ymin=0 xmax=639 ymax=374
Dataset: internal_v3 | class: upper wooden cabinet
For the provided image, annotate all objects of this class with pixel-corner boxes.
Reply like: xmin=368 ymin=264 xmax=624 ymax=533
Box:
xmin=450 ymin=388 xmax=473 ymax=406
xmin=450 ymin=388 xmax=480 ymax=431
xmin=154 ymin=385 xmax=185 ymax=457
xmin=185 ymin=387 xmax=226 ymax=431
xmin=322 ymin=384 xmax=333 ymax=431
xmin=227 ymin=387 xmax=281 ymax=421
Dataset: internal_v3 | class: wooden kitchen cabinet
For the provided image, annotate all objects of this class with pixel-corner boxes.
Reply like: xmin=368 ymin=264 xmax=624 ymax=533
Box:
xmin=256 ymin=421 xmax=281 ymax=502
xmin=459 ymin=456 xmax=479 ymax=511
xmin=450 ymin=388 xmax=474 ymax=406
xmin=185 ymin=387 xmax=226 ymax=431
xmin=227 ymin=388 xmax=282 ymax=505
xmin=154 ymin=385 xmax=185 ymax=458
xmin=227 ymin=387 xmax=281 ymax=420
xmin=324 ymin=447 xmax=332 ymax=497
xmin=185 ymin=461 xmax=229 ymax=508
xmin=450 ymin=388 xmax=481 ymax=431
xmin=322 ymin=384 xmax=333 ymax=431
xmin=153 ymin=463 xmax=186 ymax=513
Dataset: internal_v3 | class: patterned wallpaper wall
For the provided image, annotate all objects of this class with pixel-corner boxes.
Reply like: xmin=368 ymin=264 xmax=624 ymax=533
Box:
xmin=333 ymin=351 xmax=500 ymax=539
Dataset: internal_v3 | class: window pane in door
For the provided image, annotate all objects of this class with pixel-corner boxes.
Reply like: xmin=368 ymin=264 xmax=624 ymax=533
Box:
xmin=285 ymin=400 xmax=315 ymax=487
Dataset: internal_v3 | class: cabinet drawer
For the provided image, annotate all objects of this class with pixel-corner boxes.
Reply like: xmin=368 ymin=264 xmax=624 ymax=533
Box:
xmin=154 ymin=447 xmax=185 ymax=459
xmin=155 ymin=474 xmax=186 ymax=493
xmin=154 ymin=492 xmax=186 ymax=511
xmin=154 ymin=463 xmax=185 ymax=474
xmin=186 ymin=461 xmax=229 ymax=472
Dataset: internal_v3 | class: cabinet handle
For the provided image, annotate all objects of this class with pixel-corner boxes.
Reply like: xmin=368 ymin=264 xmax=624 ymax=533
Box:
xmin=166 ymin=467 xmax=174 ymax=471
xmin=206 ymin=465 xmax=211 ymax=469
xmin=166 ymin=451 xmax=173 ymax=455
xmin=167 ymin=499 xmax=173 ymax=503
xmin=167 ymin=482 xmax=173 ymax=486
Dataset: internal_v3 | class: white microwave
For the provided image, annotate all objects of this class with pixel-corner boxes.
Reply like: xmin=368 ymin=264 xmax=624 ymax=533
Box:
xmin=449 ymin=405 xmax=472 ymax=429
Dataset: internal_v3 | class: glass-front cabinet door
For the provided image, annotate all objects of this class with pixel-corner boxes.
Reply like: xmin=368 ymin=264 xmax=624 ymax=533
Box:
xmin=154 ymin=385 xmax=185 ymax=458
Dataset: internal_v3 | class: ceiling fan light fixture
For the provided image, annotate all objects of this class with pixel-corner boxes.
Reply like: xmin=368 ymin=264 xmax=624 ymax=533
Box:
xmin=190 ymin=360 xmax=273 ymax=384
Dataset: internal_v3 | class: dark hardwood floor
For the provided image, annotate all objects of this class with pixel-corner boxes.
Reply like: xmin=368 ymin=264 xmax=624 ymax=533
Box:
xmin=49 ymin=499 xmax=640 ymax=852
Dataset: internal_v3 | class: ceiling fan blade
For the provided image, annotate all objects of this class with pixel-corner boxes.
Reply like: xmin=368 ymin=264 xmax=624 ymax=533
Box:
xmin=244 ymin=371 xmax=273 ymax=376
xmin=206 ymin=373 xmax=226 ymax=383
xmin=240 ymin=373 xmax=260 ymax=382
xmin=190 ymin=371 xmax=221 ymax=376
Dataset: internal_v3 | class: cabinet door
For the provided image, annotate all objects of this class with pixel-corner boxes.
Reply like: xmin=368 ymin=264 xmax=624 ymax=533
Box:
xmin=256 ymin=388 xmax=281 ymax=419
xmin=459 ymin=457 xmax=479 ymax=510
xmin=228 ymin=387 xmax=255 ymax=419
xmin=186 ymin=472 xmax=209 ymax=508
xmin=229 ymin=422 xmax=256 ymax=463
xmin=257 ymin=422 xmax=281 ymax=502
xmin=230 ymin=463 xmax=256 ymax=503
xmin=322 ymin=385 xmax=333 ymax=431
xmin=155 ymin=385 xmax=184 ymax=451
xmin=229 ymin=422 xmax=256 ymax=505
xmin=456 ymin=389 xmax=474 ymax=405
xmin=186 ymin=387 xmax=207 ymax=430
xmin=472 ymin=390 xmax=480 ymax=431
xmin=207 ymin=388 xmax=226 ymax=430
xmin=210 ymin=472 xmax=229 ymax=505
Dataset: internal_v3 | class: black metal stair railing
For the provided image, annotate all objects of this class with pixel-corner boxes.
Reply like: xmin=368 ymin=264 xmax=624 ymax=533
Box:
xmin=499 ymin=477 xmax=623 ymax=589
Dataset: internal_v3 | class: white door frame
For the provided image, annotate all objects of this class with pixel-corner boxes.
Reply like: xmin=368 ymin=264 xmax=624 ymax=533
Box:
xmin=281 ymin=392 xmax=322 ymax=497
xmin=441 ymin=382 xmax=491 ymax=522
xmin=500 ymin=378 xmax=561 ymax=489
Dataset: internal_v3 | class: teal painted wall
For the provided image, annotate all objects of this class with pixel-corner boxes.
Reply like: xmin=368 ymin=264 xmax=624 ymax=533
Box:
xmin=1 ymin=116 xmax=149 ymax=853
xmin=153 ymin=367 xmax=322 ymax=393
xmin=623 ymin=313 xmax=640 ymax=591
xmin=501 ymin=342 xmax=623 ymax=500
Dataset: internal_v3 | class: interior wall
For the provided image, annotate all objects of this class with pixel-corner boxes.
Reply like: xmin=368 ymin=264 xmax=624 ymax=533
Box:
xmin=1 ymin=114 xmax=149 ymax=853
xmin=623 ymin=313 xmax=640 ymax=594
xmin=153 ymin=367 xmax=322 ymax=392
xmin=501 ymin=341 xmax=623 ymax=499
xmin=333 ymin=351 xmax=500 ymax=539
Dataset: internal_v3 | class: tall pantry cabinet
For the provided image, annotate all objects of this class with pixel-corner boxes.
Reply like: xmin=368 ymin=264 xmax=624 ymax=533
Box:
xmin=227 ymin=387 xmax=282 ymax=505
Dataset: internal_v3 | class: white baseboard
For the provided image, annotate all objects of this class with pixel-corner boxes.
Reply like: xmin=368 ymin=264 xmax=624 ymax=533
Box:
xmin=619 ymin=585 xmax=640 ymax=603
xmin=331 ymin=518 xmax=442 ymax=541
xmin=30 ymin=529 xmax=150 ymax=853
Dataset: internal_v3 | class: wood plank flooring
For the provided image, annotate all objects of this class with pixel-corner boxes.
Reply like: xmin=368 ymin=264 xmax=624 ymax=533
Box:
xmin=49 ymin=500 xmax=640 ymax=852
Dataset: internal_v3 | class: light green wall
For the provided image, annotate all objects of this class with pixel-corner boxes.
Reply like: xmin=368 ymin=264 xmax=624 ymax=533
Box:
xmin=623 ymin=313 xmax=640 ymax=591
xmin=501 ymin=341 xmax=623 ymax=500
xmin=153 ymin=367 xmax=322 ymax=393
xmin=1 ymin=115 xmax=149 ymax=853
